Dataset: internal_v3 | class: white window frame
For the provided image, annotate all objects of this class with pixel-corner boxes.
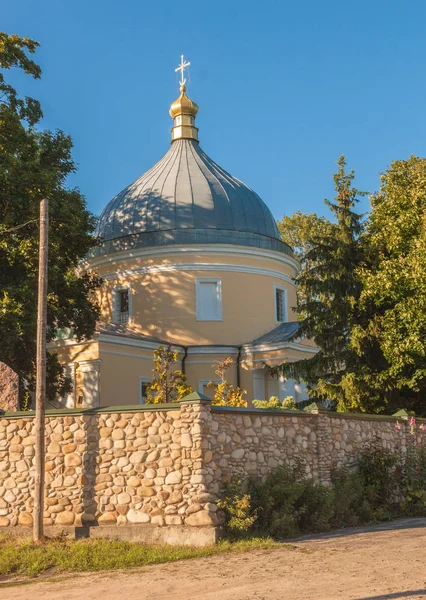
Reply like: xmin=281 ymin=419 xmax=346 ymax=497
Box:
xmin=196 ymin=278 xmax=223 ymax=321
xmin=112 ymin=285 xmax=132 ymax=325
xmin=198 ymin=379 xmax=220 ymax=395
xmin=274 ymin=284 xmax=288 ymax=324
xmin=139 ymin=377 xmax=151 ymax=405
xmin=61 ymin=363 xmax=75 ymax=409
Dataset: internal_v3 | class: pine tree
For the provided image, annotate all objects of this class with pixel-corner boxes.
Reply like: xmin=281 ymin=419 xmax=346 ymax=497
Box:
xmin=276 ymin=156 xmax=366 ymax=407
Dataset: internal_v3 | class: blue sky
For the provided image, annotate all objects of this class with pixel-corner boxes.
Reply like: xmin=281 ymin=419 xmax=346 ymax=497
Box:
xmin=3 ymin=0 xmax=426 ymax=222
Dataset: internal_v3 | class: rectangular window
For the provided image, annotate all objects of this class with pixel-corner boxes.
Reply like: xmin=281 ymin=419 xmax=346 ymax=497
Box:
xmin=198 ymin=380 xmax=219 ymax=400
xmin=196 ymin=279 xmax=222 ymax=321
xmin=119 ymin=289 xmax=129 ymax=324
xmin=275 ymin=286 xmax=287 ymax=322
xmin=139 ymin=377 xmax=151 ymax=404
xmin=112 ymin=286 xmax=131 ymax=324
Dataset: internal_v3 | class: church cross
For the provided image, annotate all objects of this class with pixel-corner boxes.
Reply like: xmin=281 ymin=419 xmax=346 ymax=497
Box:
xmin=175 ymin=54 xmax=191 ymax=86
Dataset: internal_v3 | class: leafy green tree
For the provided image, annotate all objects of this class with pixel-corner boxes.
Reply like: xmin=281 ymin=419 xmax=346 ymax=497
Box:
xmin=277 ymin=211 xmax=335 ymax=261
xmin=277 ymin=211 xmax=336 ymax=317
xmin=352 ymin=156 xmax=426 ymax=414
xmin=0 ymin=33 xmax=101 ymax=404
xmin=146 ymin=346 xmax=192 ymax=403
xmin=275 ymin=157 xmax=367 ymax=408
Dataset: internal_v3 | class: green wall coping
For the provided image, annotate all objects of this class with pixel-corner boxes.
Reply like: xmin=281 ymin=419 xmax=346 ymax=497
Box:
xmin=1 ymin=403 xmax=424 ymax=422
xmin=211 ymin=405 xmax=426 ymax=422
xmin=211 ymin=406 xmax=311 ymax=416
xmin=0 ymin=403 xmax=180 ymax=419
xmin=325 ymin=411 xmax=425 ymax=422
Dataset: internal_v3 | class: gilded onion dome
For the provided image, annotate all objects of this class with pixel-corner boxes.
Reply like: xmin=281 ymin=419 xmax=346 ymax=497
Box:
xmin=169 ymin=84 xmax=199 ymax=142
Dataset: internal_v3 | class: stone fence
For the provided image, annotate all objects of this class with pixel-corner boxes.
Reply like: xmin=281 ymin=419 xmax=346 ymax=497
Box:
xmin=0 ymin=394 xmax=422 ymax=545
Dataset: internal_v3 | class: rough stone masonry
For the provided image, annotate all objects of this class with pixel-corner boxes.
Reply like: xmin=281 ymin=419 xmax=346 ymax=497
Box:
xmin=0 ymin=394 xmax=421 ymax=545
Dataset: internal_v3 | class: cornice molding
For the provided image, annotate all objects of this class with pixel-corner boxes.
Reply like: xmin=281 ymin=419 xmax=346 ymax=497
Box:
xmin=81 ymin=244 xmax=300 ymax=275
xmin=187 ymin=346 xmax=240 ymax=355
xmin=100 ymin=262 xmax=295 ymax=286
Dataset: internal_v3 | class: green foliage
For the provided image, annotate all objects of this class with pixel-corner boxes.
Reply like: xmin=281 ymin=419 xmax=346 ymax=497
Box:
xmin=146 ymin=346 xmax=192 ymax=403
xmin=0 ymin=534 xmax=279 ymax=578
xmin=0 ymin=33 xmax=101 ymax=406
xmin=277 ymin=210 xmax=335 ymax=262
xmin=250 ymin=460 xmax=335 ymax=538
xmin=357 ymin=443 xmax=400 ymax=513
xmin=330 ymin=467 xmax=372 ymax=527
xmin=0 ymin=33 xmax=42 ymax=125
xmin=277 ymin=210 xmax=336 ymax=319
xmin=277 ymin=155 xmax=426 ymax=414
xmin=275 ymin=156 xmax=367 ymax=410
xmin=219 ymin=444 xmax=426 ymax=540
xmin=208 ymin=357 xmax=247 ymax=407
xmin=253 ymin=396 xmax=297 ymax=410
xmin=216 ymin=474 xmax=258 ymax=537
xmin=400 ymin=443 xmax=426 ymax=514
xmin=352 ymin=156 xmax=426 ymax=414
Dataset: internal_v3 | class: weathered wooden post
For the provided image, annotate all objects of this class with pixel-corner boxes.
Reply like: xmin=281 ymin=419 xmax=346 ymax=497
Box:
xmin=34 ymin=198 xmax=48 ymax=543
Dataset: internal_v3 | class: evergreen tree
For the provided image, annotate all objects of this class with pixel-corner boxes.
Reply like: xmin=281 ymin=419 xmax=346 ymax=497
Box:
xmin=0 ymin=33 xmax=101 ymax=404
xmin=276 ymin=157 xmax=367 ymax=408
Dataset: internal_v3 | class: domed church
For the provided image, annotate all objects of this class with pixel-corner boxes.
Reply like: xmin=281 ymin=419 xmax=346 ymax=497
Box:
xmin=52 ymin=57 xmax=316 ymax=408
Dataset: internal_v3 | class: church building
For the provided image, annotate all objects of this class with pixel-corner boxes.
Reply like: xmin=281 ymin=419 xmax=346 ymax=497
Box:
xmin=51 ymin=58 xmax=317 ymax=408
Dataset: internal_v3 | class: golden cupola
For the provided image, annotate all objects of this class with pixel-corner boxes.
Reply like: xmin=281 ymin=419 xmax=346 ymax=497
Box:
xmin=170 ymin=56 xmax=199 ymax=142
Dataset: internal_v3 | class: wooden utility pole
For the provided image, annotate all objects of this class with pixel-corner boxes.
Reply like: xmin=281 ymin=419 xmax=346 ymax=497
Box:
xmin=34 ymin=198 xmax=48 ymax=543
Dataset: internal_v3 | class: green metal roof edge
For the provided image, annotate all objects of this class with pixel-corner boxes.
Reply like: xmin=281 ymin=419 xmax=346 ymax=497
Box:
xmin=0 ymin=403 xmax=180 ymax=419
xmin=326 ymin=411 xmax=421 ymax=421
xmin=211 ymin=406 xmax=310 ymax=416
xmin=211 ymin=405 xmax=426 ymax=421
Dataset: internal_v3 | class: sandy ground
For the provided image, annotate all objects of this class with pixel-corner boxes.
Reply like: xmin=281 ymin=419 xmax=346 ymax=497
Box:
xmin=2 ymin=519 xmax=426 ymax=600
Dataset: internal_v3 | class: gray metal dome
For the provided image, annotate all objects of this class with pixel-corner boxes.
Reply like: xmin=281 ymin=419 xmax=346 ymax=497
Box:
xmin=92 ymin=139 xmax=291 ymax=257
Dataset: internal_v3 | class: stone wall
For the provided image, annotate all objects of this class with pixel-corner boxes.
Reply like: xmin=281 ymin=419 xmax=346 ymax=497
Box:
xmin=0 ymin=397 xmax=421 ymax=544
xmin=0 ymin=397 xmax=216 ymax=536
xmin=207 ymin=407 xmax=415 ymax=488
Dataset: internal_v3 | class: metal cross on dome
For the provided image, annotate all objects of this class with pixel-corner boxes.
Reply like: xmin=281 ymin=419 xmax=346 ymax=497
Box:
xmin=175 ymin=54 xmax=191 ymax=86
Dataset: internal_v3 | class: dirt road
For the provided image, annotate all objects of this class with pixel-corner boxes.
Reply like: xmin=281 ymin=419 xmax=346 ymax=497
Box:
xmin=3 ymin=520 xmax=426 ymax=600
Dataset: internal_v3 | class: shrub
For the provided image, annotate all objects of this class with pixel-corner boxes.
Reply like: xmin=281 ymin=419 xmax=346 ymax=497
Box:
xmin=250 ymin=460 xmax=334 ymax=538
xmin=252 ymin=396 xmax=297 ymax=410
xmin=216 ymin=474 xmax=258 ymax=537
xmin=219 ymin=443 xmax=426 ymax=541
xmin=208 ymin=358 xmax=247 ymax=407
xmin=146 ymin=346 xmax=192 ymax=403
xmin=331 ymin=467 xmax=373 ymax=527
xmin=357 ymin=443 xmax=400 ymax=515
xmin=401 ymin=443 xmax=426 ymax=515
xmin=219 ymin=445 xmax=412 ymax=540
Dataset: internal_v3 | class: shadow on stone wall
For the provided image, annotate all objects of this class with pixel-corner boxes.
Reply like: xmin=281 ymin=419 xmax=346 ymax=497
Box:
xmin=80 ymin=415 xmax=100 ymax=526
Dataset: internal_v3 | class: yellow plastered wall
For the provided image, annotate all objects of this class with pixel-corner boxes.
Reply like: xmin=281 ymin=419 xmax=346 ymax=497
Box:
xmin=50 ymin=246 xmax=318 ymax=407
xmin=52 ymin=341 xmax=260 ymax=406
xmin=86 ymin=247 xmax=299 ymax=346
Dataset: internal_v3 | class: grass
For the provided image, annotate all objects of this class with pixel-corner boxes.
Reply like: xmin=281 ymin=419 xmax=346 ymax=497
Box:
xmin=0 ymin=534 xmax=281 ymax=579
